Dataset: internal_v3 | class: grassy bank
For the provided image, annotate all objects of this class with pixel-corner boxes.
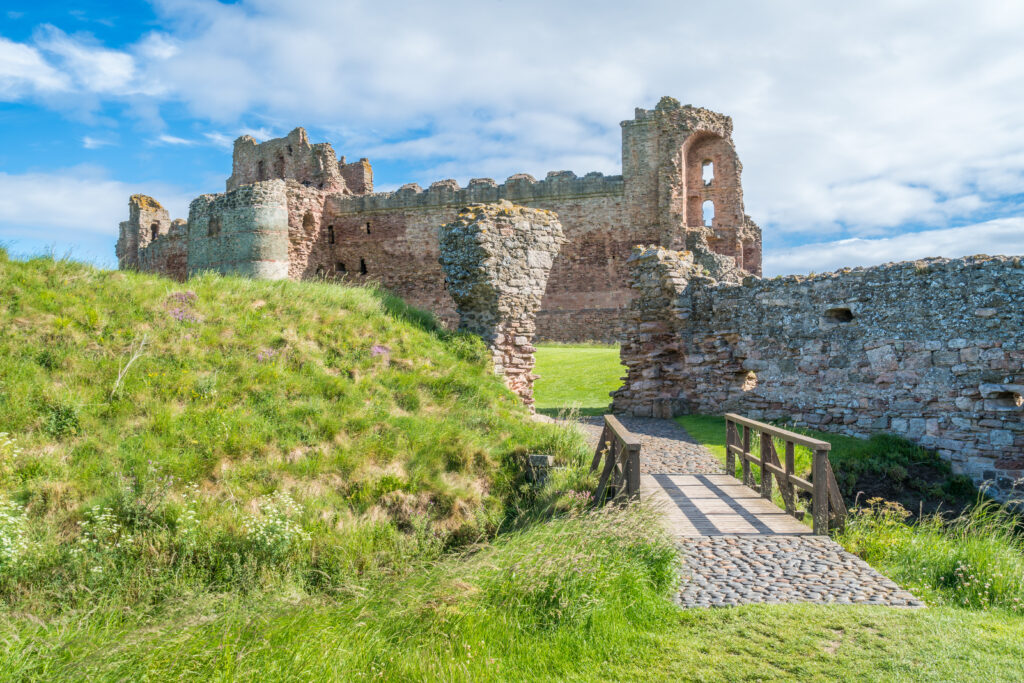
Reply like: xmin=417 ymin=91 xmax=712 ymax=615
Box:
xmin=3 ymin=253 xmax=1023 ymax=680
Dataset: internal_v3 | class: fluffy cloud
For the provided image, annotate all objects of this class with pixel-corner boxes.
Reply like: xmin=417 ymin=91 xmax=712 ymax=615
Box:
xmin=0 ymin=167 xmax=191 ymax=237
xmin=0 ymin=36 xmax=69 ymax=98
xmin=764 ymin=218 xmax=1024 ymax=276
xmin=1 ymin=0 xmax=1023 ymax=263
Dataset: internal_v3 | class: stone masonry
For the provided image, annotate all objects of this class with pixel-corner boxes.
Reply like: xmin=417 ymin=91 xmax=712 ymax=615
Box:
xmin=116 ymin=97 xmax=761 ymax=342
xmin=439 ymin=201 xmax=565 ymax=410
xmin=612 ymin=246 xmax=1024 ymax=500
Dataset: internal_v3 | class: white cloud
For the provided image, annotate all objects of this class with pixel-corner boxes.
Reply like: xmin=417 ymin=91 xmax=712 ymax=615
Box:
xmin=1 ymin=0 xmax=1023 ymax=249
xmin=0 ymin=167 xmax=192 ymax=237
xmin=763 ymin=218 xmax=1024 ymax=277
xmin=34 ymin=26 xmax=138 ymax=94
xmin=0 ymin=36 xmax=70 ymax=98
xmin=82 ymin=135 xmax=116 ymax=149
xmin=155 ymin=134 xmax=196 ymax=145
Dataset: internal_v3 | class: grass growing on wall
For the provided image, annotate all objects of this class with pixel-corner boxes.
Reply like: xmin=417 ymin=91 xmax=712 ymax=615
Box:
xmin=533 ymin=343 xmax=624 ymax=417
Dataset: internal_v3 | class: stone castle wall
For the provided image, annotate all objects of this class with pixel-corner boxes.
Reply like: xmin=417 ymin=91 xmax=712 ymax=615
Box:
xmin=613 ymin=247 xmax=1024 ymax=499
xmin=117 ymin=97 xmax=762 ymax=342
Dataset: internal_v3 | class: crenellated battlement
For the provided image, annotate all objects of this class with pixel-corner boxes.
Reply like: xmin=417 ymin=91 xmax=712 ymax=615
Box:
xmin=329 ymin=171 xmax=625 ymax=214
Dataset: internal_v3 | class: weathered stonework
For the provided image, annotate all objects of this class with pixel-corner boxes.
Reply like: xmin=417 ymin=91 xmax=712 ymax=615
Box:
xmin=439 ymin=201 xmax=565 ymax=410
xmin=117 ymin=97 xmax=761 ymax=342
xmin=116 ymin=195 xmax=187 ymax=280
xmin=613 ymin=247 xmax=1024 ymax=500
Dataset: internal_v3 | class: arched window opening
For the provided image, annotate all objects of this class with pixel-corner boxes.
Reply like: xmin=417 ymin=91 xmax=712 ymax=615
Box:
xmin=208 ymin=216 xmax=221 ymax=237
xmin=303 ymin=212 xmax=315 ymax=232
xmin=702 ymin=160 xmax=714 ymax=186
xmin=365 ymin=222 xmax=371 ymax=235
xmin=150 ymin=223 xmax=159 ymax=242
xmin=702 ymin=200 xmax=715 ymax=228
xmin=327 ymin=225 xmax=335 ymax=244
xmin=336 ymin=262 xmax=346 ymax=273
xmin=359 ymin=258 xmax=368 ymax=275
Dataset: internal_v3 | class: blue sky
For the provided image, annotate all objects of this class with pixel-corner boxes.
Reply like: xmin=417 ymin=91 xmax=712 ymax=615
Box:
xmin=1 ymin=0 xmax=1023 ymax=276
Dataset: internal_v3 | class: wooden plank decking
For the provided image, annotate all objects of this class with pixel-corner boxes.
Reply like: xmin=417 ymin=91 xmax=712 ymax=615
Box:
xmin=641 ymin=473 xmax=812 ymax=536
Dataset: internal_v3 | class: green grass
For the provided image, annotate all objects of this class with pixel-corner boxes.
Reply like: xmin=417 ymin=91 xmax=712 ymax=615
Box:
xmin=2 ymin=252 xmax=1023 ymax=680
xmin=533 ymin=343 xmax=623 ymax=417
xmin=0 ymin=253 xmax=592 ymax=610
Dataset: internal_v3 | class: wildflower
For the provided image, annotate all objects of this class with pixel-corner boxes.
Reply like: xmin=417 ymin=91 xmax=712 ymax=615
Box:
xmin=370 ymin=344 xmax=390 ymax=358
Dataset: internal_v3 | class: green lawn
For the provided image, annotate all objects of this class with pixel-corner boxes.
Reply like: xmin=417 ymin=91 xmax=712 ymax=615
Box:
xmin=533 ymin=343 xmax=624 ymax=417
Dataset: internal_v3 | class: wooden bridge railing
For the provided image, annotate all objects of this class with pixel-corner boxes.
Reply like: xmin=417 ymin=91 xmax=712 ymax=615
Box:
xmin=725 ymin=413 xmax=847 ymax=535
xmin=589 ymin=415 xmax=641 ymax=505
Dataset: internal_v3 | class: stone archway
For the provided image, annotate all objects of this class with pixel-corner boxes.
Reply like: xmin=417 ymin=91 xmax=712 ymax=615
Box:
xmin=439 ymin=200 xmax=565 ymax=411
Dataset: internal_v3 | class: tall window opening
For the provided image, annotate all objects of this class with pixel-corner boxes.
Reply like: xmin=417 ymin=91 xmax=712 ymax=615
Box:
xmin=303 ymin=212 xmax=315 ymax=232
xmin=274 ymin=154 xmax=285 ymax=178
xmin=327 ymin=225 xmax=335 ymax=244
xmin=257 ymin=160 xmax=265 ymax=180
xmin=702 ymin=200 xmax=715 ymax=227
xmin=359 ymin=258 xmax=368 ymax=275
xmin=365 ymin=222 xmax=371 ymax=235
xmin=208 ymin=216 xmax=221 ymax=237
xmin=150 ymin=223 xmax=159 ymax=242
xmin=702 ymin=160 xmax=714 ymax=186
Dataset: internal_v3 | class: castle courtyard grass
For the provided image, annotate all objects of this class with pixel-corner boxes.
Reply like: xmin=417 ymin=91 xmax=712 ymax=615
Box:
xmin=533 ymin=343 xmax=623 ymax=417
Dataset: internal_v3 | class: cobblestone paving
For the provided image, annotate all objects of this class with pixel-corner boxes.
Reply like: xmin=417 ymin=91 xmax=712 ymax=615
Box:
xmin=568 ymin=415 xmax=924 ymax=609
xmin=676 ymin=536 xmax=924 ymax=608
xmin=576 ymin=416 xmax=723 ymax=474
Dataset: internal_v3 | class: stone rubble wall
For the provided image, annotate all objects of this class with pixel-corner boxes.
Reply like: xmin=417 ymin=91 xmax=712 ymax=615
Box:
xmin=439 ymin=201 xmax=565 ymax=410
xmin=613 ymin=246 xmax=1024 ymax=500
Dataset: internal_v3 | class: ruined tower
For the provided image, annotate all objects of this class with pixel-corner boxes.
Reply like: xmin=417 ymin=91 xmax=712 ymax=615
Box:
xmin=621 ymin=96 xmax=761 ymax=275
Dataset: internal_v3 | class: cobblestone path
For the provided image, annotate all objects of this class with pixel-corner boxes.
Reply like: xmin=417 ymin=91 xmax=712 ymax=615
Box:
xmin=571 ymin=416 xmax=924 ymax=608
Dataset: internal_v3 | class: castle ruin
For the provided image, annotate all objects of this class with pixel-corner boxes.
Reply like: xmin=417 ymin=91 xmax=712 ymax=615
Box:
xmin=117 ymin=97 xmax=761 ymax=342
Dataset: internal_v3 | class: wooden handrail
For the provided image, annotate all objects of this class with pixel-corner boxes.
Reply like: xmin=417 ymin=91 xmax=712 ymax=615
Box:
xmin=589 ymin=415 xmax=641 ymax=505
xmin=725 ymin=414 xmax=846 ymax=535
xmin=724 ymin=413 xmax=832 ymax=451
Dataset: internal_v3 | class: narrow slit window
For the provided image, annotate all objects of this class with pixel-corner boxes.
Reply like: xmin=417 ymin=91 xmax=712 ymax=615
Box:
xmin=702 ymin=160 xmax=714 ymax=186
xmin=327 ymin=225 xmax=335 ymax=244
xmin=702 ymin=200 xmax=715 ymax=227
xmin=359 ymin=258 xmax=368 ymax=275
xmin=365 ymin=222 xmax=371 ymax=235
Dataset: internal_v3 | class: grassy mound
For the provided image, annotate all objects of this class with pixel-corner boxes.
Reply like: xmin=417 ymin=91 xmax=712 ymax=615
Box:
xmin=0 ymin=252 xmax=590 ymax=607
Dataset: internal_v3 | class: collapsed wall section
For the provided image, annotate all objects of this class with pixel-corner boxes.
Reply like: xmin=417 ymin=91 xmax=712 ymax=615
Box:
xmin=439 ymin=201 xmax=565 ymax=410
xmin=613 ymin=247 xmax=1024 ymax=500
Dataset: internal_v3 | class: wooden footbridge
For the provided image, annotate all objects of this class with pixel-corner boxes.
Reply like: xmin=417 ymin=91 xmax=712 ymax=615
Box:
xmin=589 ymin=413 xmax=846 ymax=536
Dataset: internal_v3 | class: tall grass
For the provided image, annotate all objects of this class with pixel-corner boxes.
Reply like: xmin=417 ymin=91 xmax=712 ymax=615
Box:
xmin=838 ymin=497 xmax=1024 ymax=611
